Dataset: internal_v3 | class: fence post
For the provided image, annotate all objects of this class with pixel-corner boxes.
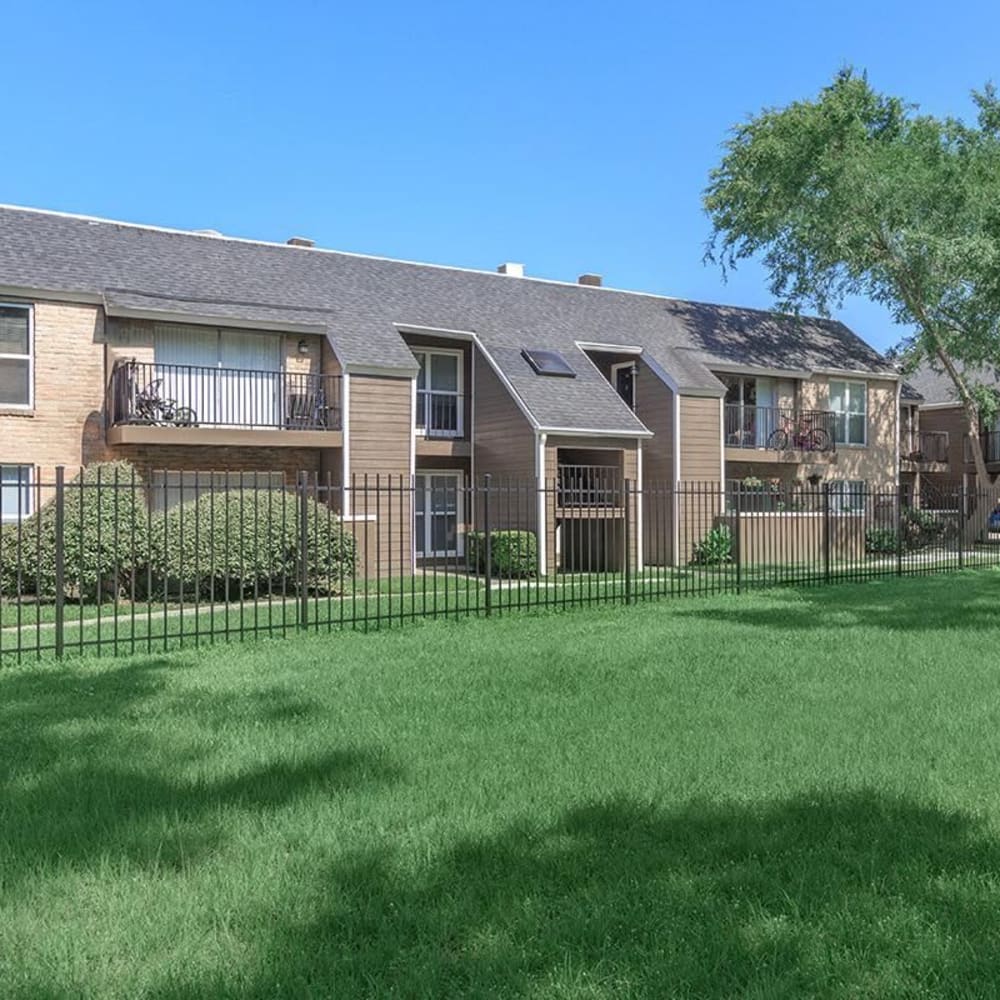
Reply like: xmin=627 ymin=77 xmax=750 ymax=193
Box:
xmin=483 ymin=474 xmax=492 ymax=616
xmin=823 ymin=483 xmax=831 ymax=584
xmin=958 ymin=483 xmax=966 ymax=570
xmin=298 ymin=471 xmax=309 ymax=629
xmin=624 ymin=478 xmax=632 ymax=604
xmin=54 ymin=466 xmax=65 ymax=659
xmin=734 ymin=483 xmax=742 ymax=595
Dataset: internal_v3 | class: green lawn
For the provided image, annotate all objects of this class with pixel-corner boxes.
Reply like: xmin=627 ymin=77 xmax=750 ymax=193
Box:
xmin=4 ymin=572 xmax=1000 ymax=997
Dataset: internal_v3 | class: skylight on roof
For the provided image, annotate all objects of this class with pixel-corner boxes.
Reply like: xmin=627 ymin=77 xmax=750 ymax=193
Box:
xmin=522 ymin=348 xmax=576 ymax=378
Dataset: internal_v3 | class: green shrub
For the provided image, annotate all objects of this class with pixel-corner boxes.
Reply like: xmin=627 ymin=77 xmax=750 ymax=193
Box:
xmin=0 ymin=461 xmax=149 ymax=600
xmin=467 ymin=530 xmax=537 ymax=577
xmin=865 ymin=527 xmax=899 ymax=555
xmin=149 ymin=488 xmax=355 ymax=599
xmin=690 ymin=524 xmax=733 ymax=566
xmin=901 ymin=506 xmax=945 ymax=550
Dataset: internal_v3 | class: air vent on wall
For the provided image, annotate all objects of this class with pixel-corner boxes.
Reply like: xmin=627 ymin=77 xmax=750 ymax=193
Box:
xmin=521 ymin=348 xmax=576 ymax=378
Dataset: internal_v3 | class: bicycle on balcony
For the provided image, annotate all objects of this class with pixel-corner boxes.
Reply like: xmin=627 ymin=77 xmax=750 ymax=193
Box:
xmin=129 ymin=367 xmax=198 ymax=427
xmin=766 ymin=411 xmax=831 ymax=452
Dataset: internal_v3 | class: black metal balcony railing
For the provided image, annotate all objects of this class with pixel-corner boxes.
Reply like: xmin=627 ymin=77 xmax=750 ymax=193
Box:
xmin=902 ymin=429 xmax=949 ymax=464
xmin=557 ymin=465 xmax=622 ymax=507
xmin=724 ymin=405 xmax=837 ymax=453
xmin=416 ymin=390 xmax=464 ymax=438
xmin=965 ymin=431 xmax=1000 ymax=465
xmin=108 ymin=359 xmax=343 ymax=431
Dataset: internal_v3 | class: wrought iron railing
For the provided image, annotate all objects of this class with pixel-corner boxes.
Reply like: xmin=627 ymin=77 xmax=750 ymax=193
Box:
xmin=416 ymin=390 xmax=465 ymax=438
xmin=557 ymin=465 xmax=622 ymax=507
xmin=902 ymin=430 xmax=949 ymax=464
xmin=724 ymin=405 xmax=837 ymax=453
xmin=965 ymin=431 xmax=1000 ymax=465
xmin=108 ymin=359 xmax=342 ymax=431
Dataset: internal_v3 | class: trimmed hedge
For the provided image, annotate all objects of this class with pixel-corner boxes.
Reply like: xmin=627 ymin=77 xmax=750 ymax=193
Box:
xmin=0 ymin=461 xmax=150 ymax=600
xmin=149 ymin=488 xmax=355 ymax=599
xmin=467 ymin=530 xmax=537 ymax=578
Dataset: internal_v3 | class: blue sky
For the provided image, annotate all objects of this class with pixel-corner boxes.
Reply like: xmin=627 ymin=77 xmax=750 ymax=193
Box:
xmin=2 ymin=0 xmax=998 ymax=352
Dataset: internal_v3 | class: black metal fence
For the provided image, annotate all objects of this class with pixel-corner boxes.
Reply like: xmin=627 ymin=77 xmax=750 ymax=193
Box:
xmin=0 ymin=468 xmax=996 ymax=663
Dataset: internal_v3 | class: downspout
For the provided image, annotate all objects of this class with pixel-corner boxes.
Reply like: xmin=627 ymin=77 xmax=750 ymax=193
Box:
xmin=341 ymin=371 xmax=351 ymax=518
xmin=894 ymin=378 xmax=902 ymax=488
xmin=536 ymin=430 xmax=548 ymax=576
xmin=635 ymin=439 xmax=644 ymax=571
xmin=410 ymin=374 xmax=417 ymax=573
xmin=673 ymin=391 xmax=681 ymax=567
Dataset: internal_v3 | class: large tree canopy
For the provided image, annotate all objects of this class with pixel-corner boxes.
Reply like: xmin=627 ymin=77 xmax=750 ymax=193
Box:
xmin=704 ymin=69 xmax=1000 ymax=484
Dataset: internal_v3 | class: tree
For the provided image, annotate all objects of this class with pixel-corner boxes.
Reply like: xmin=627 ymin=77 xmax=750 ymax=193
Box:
xmin=703 ymin=69 xmax=1000 ymax=487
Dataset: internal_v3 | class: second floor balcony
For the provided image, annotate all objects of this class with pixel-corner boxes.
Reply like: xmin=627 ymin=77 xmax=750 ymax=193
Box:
xmin=106 ymin=359 xmax=343 ymax=447
xmin=725 ymin=405 xmax=837 ymax=455
xmin=901 ymin=429 xmax=949 ymax=465
xmin=965 ymin=430 xmax=1000 ymax=466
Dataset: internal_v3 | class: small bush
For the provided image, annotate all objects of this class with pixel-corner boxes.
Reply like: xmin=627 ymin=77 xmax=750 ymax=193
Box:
xmin=0 ymin=461 xmax=149 ymax=600
xmin=865 ymin=527 xmax=899 ymax=555
xmin=690 ymin=524 xmax=733 ymax=566
xmin=467 ymin=530 xmax=537 ymax=577
xmin=149 ymin=488 xmax=355 ymax=599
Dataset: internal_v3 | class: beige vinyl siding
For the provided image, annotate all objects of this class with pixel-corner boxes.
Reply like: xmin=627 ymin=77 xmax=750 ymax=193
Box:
xmin=347 ymin=374 xmax=413 ymax=576
xmin=635 ymin=360 xmax=674 ymax=566
xmin=677 ymin=395 xmax=723 ymax=564
xmin=472 ymin=349 xmax=535 ymax=482
xmin=679 ymin=395 xmax=722 ymax=483
xmin=469 ymin=349 xmax=538 ymax=563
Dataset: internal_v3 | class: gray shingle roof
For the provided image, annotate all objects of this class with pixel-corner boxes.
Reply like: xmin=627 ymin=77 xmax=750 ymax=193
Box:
xmin=0 ymin=205 xmax=898 ymax=434
xmin=905 ymin=361 xmax=1000 ymax=406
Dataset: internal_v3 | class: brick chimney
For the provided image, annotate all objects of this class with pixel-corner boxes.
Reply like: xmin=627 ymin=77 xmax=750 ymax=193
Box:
xmin=578 ymin=273 xmax=602 ymax=287
xmin=497 ymin=262 xmax=524 ymax=277
xmin=287 ymin=236 xmax=315 ymax=248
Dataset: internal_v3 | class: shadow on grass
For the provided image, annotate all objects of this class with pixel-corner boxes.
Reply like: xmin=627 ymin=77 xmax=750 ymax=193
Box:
xmin=155 ymin=790 xmax=1000 ymax=998
xmin=0 ymin=656 xmax=400 ymax=884
xmin=672 ymin=570 xmax=1000 ymax=635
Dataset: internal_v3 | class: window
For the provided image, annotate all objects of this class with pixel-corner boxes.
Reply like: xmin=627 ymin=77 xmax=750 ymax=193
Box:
xmin=149 ymin=470 xmax=285 ymax=512
xmin=0 ymin=465 xmax=33 ymax=520
xmin=829 ymin=480 xmax=866 ymax=514
xmin=414 ymin=471 xmax=463 ymax=557
xmin=414 ymin=350 xmax=462 ymax=437
xmin=829 ymin=380 xmax=867 ymax=446
xmin=0 ymin=305 xmax=32 ymax=408
xmin=521 ymin=348 xmax=576 ymax=378
xmin=610 ymin=362 xmax=637 ymax=410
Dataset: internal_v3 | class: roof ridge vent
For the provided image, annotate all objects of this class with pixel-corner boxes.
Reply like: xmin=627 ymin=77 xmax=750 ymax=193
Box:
xmin=578 ymin=273 xmax=602 ymax=287
xmin=497 ymin=262 xmax=524 ymax=277
xmin=287 ymin=236 xmax=315 ymax=248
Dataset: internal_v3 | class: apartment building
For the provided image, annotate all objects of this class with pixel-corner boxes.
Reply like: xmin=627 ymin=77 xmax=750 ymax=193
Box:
xmin=0 ymin=205 xmax=901 ymax=571
xmin=901 ymin=362 xmax=1000 ymax=495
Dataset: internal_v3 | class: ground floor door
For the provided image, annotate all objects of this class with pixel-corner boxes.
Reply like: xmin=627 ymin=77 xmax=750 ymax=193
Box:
xmin=414 ymin=471 xmax=464 ymax=558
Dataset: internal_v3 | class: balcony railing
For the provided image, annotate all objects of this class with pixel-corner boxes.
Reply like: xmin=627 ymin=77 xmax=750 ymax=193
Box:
xmin=416 ymin=390 xmax=465 ymax=438
xmin=965 ymin=431 xmax=1000 ymax=465
xmin=724 ymin=405 xmax=837 ymax=453
xmin=108 ymin=359 xmax=342 ymax=431
xmin=557 ymin=465 xmax=622 ymax=507
xmin=901 ymin=429 xmax=949 ymax=464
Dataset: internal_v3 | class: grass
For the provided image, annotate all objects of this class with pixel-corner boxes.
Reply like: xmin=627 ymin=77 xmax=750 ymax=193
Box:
xmin=4 ymin=571 xmax=1000 ymax=997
